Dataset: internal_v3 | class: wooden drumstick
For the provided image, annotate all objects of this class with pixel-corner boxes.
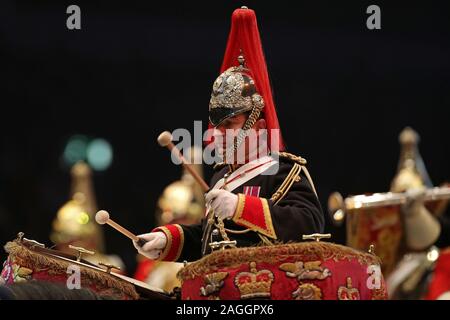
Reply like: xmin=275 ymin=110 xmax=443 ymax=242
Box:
xmin=157 ymin=131 xmax=210 ymax=192
xmin=95 ymin=210 xmax=147 ymax=247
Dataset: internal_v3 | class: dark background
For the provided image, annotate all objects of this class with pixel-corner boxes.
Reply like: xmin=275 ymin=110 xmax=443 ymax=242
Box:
xmin=1 ymin=0 xmax=449 ymax=274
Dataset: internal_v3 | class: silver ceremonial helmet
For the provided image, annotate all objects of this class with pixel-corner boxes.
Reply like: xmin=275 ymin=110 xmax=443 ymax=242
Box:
xmin=208 ymin=55 xmax=265 ymax=162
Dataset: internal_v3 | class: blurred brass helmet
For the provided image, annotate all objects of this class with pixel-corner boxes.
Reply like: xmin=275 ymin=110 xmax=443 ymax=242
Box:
xmin=390 ymin=127 xmax=440 ymax=251
xmin=390 ymin=127 xmax=430 ymax=193
xmin=156 ymin=146 xmax=205 ymax=226
xmin=390 ymin=160 xmax=425 ymax=193
xmin=157 ymin=180 xmax=204 ymax=225
xmin=51 ymin=161 xmax=104 ymax=252
xmin=50 ymin=192 xmax=101 ymax=248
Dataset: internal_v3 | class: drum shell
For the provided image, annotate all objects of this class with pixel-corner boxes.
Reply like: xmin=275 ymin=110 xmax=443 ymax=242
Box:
xmin=178 ymin=242 xmax=388 ymax=300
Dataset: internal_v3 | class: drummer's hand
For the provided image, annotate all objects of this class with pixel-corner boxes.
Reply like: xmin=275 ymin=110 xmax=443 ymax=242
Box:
xmin=205 ymin=189 xmax=238 ymax=220
xmin=133 ymin=232 xmax=167 ymax=260
xmin=403 ymin=188 xmax=427 ymax=216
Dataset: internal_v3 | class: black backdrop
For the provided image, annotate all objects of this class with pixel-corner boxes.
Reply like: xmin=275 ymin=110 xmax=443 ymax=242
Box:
xmin=1 ymin=0 xmax=449 ymax=273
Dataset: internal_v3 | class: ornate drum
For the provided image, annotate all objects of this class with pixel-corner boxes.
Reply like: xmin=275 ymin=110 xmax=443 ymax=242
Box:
xmin=345 ymin=192 xmax=448 ymax=277
xmin=346 ymin=204 xmax=404 ymax=276
xmin=1 ymin=233 xmax=171 ymax=300
xmin=178 ymin=241 xmax=388 ymax=300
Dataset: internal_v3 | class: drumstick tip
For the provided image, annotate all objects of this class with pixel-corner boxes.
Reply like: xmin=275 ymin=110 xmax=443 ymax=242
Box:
xmin=95 ymin=210 xmax=110 ymax=225
xmin=157 ymin=131 xmax=173 ymax=147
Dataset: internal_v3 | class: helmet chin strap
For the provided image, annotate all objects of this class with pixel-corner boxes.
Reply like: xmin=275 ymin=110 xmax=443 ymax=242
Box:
xmin=224 ymin=105 xmax=262 ymax=164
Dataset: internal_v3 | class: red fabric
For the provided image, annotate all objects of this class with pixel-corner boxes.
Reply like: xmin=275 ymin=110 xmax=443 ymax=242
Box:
xmin=425 ymin=249 xmax=450 ymax=300
xmin=134 ymin=259 xmax=156 ymax=282
xmin=181 ymin=253 xmax=387 ymax=300
xmin=238 ymin=195 xmax=268 ymax=231
xmin=0 ymin=256 xmax=134 ymax=299
xmin=152 ymin=224 xmax=183 ymax=262
xmin=207 ymin=8 xmax=285 ymax=151
xmin=348 ymin=204 xmax=403 ymax=276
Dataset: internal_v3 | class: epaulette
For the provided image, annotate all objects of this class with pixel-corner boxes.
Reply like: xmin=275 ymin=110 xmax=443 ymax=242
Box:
xmin=270 ymin=152 xmax=318 ymax=204
xmin=213 ymin=162 xmax=228 ymax=171
xmin=275 ymin=152 xmax=307 ymax=166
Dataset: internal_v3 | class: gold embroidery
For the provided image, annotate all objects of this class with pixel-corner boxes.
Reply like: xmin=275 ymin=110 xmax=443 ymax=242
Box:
xmin=234 ymin=262 xmax=274 ymax=299
xmin=178 ymin=242 xmax=381 ymax=281
xmin=200 ymin=272 xmax=228 ymax=297
xmin=293 ymin=283 xmax=322 ymax=300
xmin=280 ymin=261 xmax=331 ymax=281
xmin=338 ymin=277 xmax=361 ymax=300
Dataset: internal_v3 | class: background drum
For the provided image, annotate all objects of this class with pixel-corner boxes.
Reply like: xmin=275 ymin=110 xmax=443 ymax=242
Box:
xmin=1 ymin=233 xmax=172 ymax=300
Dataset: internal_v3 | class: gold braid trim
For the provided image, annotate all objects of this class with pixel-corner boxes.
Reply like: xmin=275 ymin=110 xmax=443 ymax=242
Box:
xmin=224 ymin=228 xmax=252 ymax=235
xmin=234 ymin=194 xmax=246 ymax=219
xmin=257 ymin=234 xmax=275 ymax=246
xmin=216 ymin=217 xmax=235 ymax=247
xmin=4 ymin=241 xmax=139 ymax=299
xmin=301 ymin=165 xmax=318 ymax=198
xmin=270 ymin=163 xmax=302 ymax=205
xmin=157 ymin=226 xmax=173 ymax=261
xmin=232 ymin=105 xmax=262 ymax=154
xmin=178 ymin=242 xmax=381 ymax=281
xmin=275 ymin=152 xmax=307 ymax=166
xmin=174 ymin=224 xmax=185 ymax=261
xmin=272 ymin=152 xmax=318 ymax=198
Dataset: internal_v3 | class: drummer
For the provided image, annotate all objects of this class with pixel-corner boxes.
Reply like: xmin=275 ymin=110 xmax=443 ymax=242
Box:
xmin=390 ymin=128 xmax=448 ymax=251
xmin=386 ymin=128 xmax=449 ymax=299
xmin=133 ymin=7 xmax=324 ymax=262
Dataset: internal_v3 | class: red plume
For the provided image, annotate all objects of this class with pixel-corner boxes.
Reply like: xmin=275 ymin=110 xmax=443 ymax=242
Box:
xmin=219 ymin=8 xmax=285 ymax=151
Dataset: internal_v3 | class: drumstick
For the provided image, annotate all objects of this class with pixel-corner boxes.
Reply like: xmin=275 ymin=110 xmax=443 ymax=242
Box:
xmin=157 ymin=131 xmax=210 ymax=192
xmin=95 ymin=210 xmax=147 ymax=247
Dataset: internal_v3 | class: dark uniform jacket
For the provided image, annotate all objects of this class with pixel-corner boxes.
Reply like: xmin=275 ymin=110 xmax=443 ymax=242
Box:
xmin=152 ymin=153 xmax=324 ymax=262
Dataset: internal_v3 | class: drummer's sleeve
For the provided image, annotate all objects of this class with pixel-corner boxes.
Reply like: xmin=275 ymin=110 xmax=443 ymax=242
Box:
xmin=231 ymin=165 xmax=324 ymax=242
xmin=151 ymin=223 xmax=203 ymax=262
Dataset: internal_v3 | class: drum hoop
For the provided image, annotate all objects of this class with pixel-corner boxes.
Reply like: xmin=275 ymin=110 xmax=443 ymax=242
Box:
xmin=20 ymin=238 xmax=109 ymax=272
